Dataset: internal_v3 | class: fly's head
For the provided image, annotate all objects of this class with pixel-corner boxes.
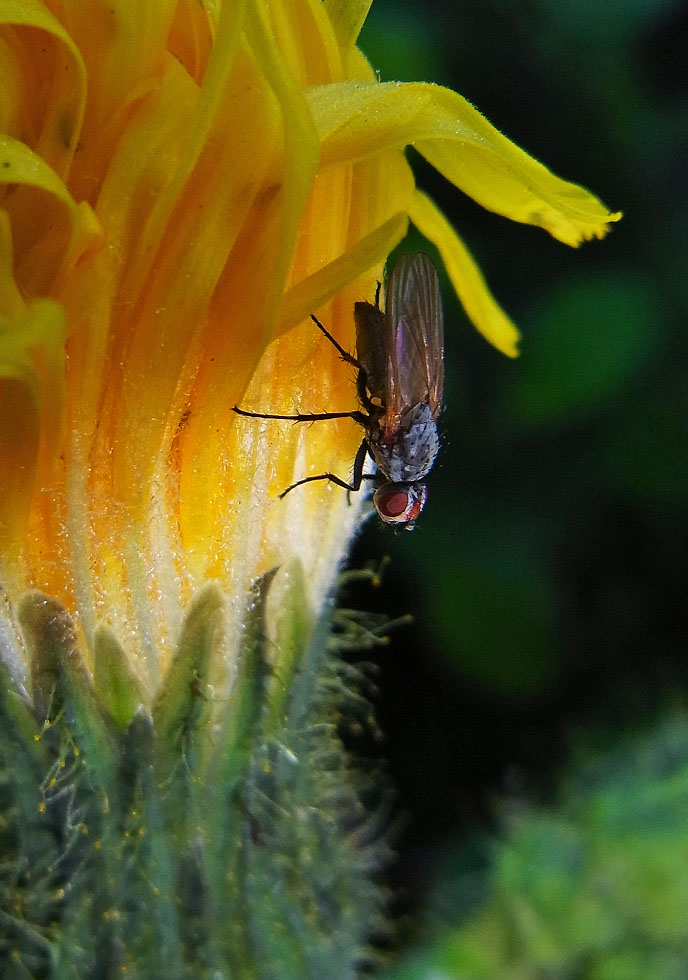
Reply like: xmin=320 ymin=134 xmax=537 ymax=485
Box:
xmin=373 ymin=481 xmax=428 ymax=530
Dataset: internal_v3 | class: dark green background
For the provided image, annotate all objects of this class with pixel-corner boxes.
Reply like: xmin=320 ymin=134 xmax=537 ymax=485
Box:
xmin=344 ymin=0 xmax=688 ymax=935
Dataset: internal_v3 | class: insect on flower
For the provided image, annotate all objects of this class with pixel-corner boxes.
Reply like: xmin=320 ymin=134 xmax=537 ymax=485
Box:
xmin=233 ymin=252 xmax=445 ymax=529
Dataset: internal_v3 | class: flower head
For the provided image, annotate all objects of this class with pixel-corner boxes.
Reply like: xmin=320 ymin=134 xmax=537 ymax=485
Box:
xmin=0 ymin=0 xmax=620 ymax=696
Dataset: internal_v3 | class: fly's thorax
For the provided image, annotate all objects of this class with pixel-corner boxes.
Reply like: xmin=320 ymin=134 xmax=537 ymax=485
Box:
xmin=368 ymin=401 xmax=439 ymax=482
xmin=373 ymin=481 xmax=427 ymax=528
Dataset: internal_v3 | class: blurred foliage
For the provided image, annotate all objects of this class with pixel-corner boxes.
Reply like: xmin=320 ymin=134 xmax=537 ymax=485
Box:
xmin=348 ymin=0 xmax=688 ymax=967
xmin=508 ymin=274 xmax=659 ymax=430
xmin=383 ymin=713 xmax=688 ymax=979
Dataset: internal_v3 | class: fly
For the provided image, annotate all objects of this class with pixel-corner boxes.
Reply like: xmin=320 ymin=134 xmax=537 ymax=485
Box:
xmin=233 ymin=252 xmax=445 ymax=529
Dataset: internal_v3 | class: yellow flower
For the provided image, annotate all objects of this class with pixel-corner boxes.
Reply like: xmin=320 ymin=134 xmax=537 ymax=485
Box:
xmin=0 ymin=0 xmax=619 ymax=697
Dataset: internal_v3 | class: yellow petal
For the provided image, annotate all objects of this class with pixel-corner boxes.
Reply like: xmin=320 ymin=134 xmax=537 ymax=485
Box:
xmin=125 ymin=0 xmax=245 ymax=287
xmin=323 ymin=0 xmax=373 ymax=50
xmin=0 ymin=135 xmax=78 ymax=209
xmin=243 ymin=0 xmax=320 ymax=333
xmin=410 ymin=190 xmax=520 ymax=357
xmin=0 ymin=213 xmax=68 ymax=555
xmin=279 ymin=134 xmax=415 ymax=340
xmin=0 ymin=0 xmax=86 ymax=176
xmin=0 ymin=136 xmax=101 ymax=293
xmin=56 ymin=0 xmax=177 ymax=120
xmin=279 ymin=211 xmax=408 ymax=335
xmin=0 ymin=209 xmax=22 ymax=321
xmin=307 ymin=80 xmax=621 ymax=246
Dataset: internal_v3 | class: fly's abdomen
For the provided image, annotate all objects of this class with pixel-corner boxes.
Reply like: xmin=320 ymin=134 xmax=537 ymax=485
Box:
xmin=371 ymin=402 xmax=440 ymax=483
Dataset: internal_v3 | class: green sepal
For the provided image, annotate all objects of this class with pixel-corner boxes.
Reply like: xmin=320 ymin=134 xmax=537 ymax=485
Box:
xmin=0 ymin=659 xmax=47 ymax=770
xmin=151 ymin=582 xmax=224 ymax=784
xmin=2 ymin=570 xmax=388 ymax=980
xmin=17 ymin=590 xmax=119 ymax=796
xmin=204 ymin=568 xmax=274 ymax=843
xmin=201 ymin=568 xmax=276 ymax=969
xmin=52 ymin=707 xmax=188 ymax=979
xmin=262 ymin=560 xmax=311 ymax=737
xmin=94 ymin=624 xmax=146 ymax=730
xmin=227 ymin=598 xmax=390 ymax=980
xmin=0 ymin=660 xmax=59 ymax=898
xmin=206 ymin=568 xmax=276 ymax=800
xmin=118 ymin=709 xmax=186 ymax=976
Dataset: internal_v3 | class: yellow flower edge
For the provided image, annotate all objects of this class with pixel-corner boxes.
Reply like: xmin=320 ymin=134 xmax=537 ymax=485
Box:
xmin=307 ymin=80 xmax=622 ymax=247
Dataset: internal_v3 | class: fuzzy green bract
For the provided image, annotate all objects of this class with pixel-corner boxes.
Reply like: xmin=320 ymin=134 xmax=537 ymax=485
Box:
xmin=0 ymin=571 xmax=386 ymax=979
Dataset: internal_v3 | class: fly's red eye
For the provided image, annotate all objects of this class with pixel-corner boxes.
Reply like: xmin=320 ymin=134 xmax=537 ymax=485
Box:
xmin=378 ymin=491 xmax=410 ymax=518
xmin=373 ymin=482 xmax=427 ymax=527
xmin=404 ymin=495 xmax=424 ymax=524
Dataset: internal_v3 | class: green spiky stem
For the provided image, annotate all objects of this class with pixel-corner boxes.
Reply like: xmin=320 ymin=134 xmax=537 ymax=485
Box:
xmin=0 ymin=564 xmax=387 ymax=979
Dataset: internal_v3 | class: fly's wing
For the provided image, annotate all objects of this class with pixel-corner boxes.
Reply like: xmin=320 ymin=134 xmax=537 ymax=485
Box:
xmin=385 ymin=252 xmax=445 ymax=422
xmin=354 ymin=301 xmax=386 ymax=402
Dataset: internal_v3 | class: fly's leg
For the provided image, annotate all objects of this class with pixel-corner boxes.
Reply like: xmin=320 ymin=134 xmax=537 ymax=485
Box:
xmin=279 ymin=472 xmax=356 ymax=498
xmin=233 ymin=405 xmax=368 ymax=425
xmin=279 ymin=438 xmax=371 ymax=499
xmin=350 ymin=433 xmax=372 ymax=491
xmin=310 ymin=314 xmax=360 ymax=370
xmin=311 ymin=313 xmax=378 ymax=417
xmin=234 ymin=308 xmax=381 ymax=500
xmin=234 ymin=307 xmax=379 ymax=423
xmin=355 ymin=368 xmax=377 ymax=418
xmin=344 ymin=436 xmax=378 ymax=505
xmin=234 ymin=317 xmax=368 ymax=424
